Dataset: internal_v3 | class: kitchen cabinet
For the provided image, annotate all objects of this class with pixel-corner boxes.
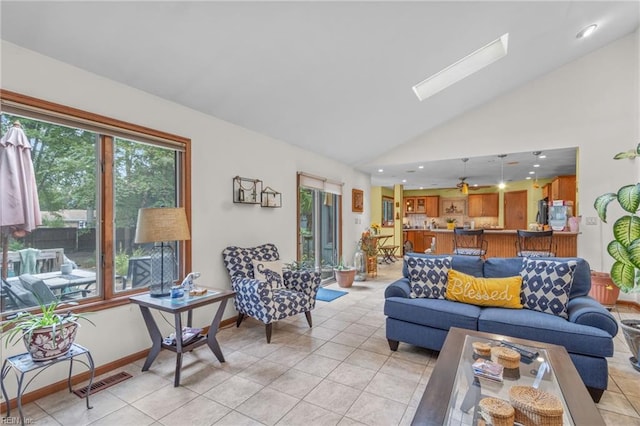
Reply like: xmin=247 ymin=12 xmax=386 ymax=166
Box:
xmin=550 ymin=175 xmax=576 ymax=209
xmin=404 ymin=196 xmax=439 ymax=216
xmin=468 ymin=193 xmax=499 ymax=217
xmin=425 ymin=196 xmax=439 ymax=217
xmin=405 ymin=230 xmax=436 ymax=253
xmin=404 ymin=198 xmax=415 ymax=214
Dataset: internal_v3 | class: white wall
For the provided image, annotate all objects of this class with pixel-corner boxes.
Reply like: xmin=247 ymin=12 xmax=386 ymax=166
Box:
xmin=0 ymin=40 xmax=371 ymax=394
xmin=372 ymin=31 xmax=640 ymax=299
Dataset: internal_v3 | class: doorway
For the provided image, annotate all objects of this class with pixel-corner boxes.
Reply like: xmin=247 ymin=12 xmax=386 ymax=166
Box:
xmin=504 ymin=190 xmax=527 ymax=230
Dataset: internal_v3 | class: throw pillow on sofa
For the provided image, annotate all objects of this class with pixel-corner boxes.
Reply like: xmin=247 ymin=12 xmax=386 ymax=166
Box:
xmin=405 ymin=255 xmax=451 ymax=299
xmin=252 ymin=260 xmax=284 ymax=288
xmin=445 ymin=269 xmax=523 ymax=309
xmin=520 ymin=258 xmax=577 ymax=319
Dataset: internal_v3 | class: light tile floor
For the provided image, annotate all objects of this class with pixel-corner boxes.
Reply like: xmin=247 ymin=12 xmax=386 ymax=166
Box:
xmin=5 ymin=261 xmax=640 ymax=425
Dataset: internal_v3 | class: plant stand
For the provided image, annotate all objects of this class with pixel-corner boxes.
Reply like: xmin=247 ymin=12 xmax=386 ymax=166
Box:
xmin=0 ymin=344 xmax=94 ymax=425
xmin=620 ymin=319 xmax=640 ymax=372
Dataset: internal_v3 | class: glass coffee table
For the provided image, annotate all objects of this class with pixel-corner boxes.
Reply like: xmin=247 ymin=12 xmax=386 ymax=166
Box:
xmin=412 ymin=327 xmax=604 ymax=426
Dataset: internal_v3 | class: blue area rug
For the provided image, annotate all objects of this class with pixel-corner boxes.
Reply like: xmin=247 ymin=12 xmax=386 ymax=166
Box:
xmin=316 ymin=287 xmax=348 ymax=302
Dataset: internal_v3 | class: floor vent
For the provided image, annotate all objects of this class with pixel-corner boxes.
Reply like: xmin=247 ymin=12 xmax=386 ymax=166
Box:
xmin=73 ymin=371 xmax=132 ymax=398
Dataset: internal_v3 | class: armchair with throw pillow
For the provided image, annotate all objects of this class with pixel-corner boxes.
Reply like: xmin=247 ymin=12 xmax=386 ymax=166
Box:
xmin=222 ymin=243 xmax=321 ymax=343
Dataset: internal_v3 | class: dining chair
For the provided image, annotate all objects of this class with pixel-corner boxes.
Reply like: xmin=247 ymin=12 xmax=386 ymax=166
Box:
xmin=453 ymin=229 xmax=488 ymax=259
xmin=515 ymin=230 xmax=555 ymax=257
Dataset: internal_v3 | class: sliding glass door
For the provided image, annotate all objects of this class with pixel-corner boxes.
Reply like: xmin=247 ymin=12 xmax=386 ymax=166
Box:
xmin=298 ymin=177 xmax=341 ymax=283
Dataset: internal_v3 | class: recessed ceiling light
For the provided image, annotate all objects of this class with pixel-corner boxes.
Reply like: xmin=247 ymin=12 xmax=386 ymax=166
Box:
xmin=576 ymin=24 xmax=598 ymax=39
xmin=378 ymin=169 xmax=384 ymax=173
xmin=529 ymin=171 xmax=535 ymax=175
xmin=418 ymin=165 xmax=424 ymax=169
xmin=533 ymin=164 xmax=540 ymax=168
xmin=412 ymin=33 xmax=509 ymax=101
xmin=526 ymin=176 xmax=532 ymax=180
xmin=419 ymin=186 xmax=424 ymax=190
xmin=402 ymin=179 xmax=407 ymax=183
xmin=539 ymin=155 xmax=546 ymax=159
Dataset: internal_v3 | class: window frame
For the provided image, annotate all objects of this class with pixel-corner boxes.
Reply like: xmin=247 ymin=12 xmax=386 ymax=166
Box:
xmin=0 ymin=89 xmax=192 ymax=314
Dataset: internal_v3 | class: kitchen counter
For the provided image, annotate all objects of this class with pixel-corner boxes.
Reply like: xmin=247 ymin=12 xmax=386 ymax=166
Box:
xmin=415 ymin=229 xmax=578 ymax=257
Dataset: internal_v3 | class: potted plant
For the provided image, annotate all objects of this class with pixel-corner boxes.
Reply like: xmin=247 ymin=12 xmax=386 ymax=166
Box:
xmin=446 ymin=218 xmax=457 ymax=230
xmin=594 ymin=142 xmax=640 ymax=370
xmin=333 ymin=258 xmax=356 ymax=288
xmin=2 ymin=299 xmax=94 ymax=361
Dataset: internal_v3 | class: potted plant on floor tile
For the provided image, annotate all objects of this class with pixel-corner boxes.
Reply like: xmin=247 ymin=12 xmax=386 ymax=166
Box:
xmin=594 ymin=142 xmax=640 ymax=370
xmin=2 ymin=298 xmax=94 ymax=361
xmin=333 ymin=258 xmax=356 ymax=288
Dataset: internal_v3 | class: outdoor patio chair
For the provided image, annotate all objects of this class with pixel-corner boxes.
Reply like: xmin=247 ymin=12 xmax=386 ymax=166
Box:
xmin=222 ymin=243 xmax=321 ymax=343
xmin=124 ymin=256 xmax=152 ymax=289
xmin=19 ymin=274 xmax=89 ymax=304
xmin=1 ymin=278 xmax=39 ymax=310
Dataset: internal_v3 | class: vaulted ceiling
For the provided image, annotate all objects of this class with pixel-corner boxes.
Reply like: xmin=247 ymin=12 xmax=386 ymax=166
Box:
xmin=1 ymin=1 xmax=638 ymax=188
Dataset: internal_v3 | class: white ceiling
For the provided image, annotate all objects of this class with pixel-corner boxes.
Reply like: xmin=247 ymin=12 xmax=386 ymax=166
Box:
xmin=1 ymin=1 xmax=638 ymax=189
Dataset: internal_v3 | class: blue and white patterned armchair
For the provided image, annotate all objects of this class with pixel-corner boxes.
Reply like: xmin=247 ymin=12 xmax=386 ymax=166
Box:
xmin=222 ymin=243 xmax=321 ymax=343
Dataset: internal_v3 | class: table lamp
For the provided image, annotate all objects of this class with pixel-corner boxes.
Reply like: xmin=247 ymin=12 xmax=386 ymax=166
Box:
xmin=134 ymin=207 xmax=191 ymax=297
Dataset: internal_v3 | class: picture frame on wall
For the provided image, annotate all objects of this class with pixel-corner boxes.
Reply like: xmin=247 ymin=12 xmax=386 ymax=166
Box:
xmin=440 ymin=197 xmax=467 ymax=217
xmin=352 ymin=189 xmax=364 ymax=213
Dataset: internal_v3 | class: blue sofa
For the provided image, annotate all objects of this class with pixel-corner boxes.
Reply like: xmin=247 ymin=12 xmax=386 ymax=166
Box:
xmin=384 ymin=254 xmax=619 ymax=402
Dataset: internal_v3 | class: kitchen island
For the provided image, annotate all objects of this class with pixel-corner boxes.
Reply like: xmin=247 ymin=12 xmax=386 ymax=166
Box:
xmin=404 ymin=228 xmax=578 ymax=258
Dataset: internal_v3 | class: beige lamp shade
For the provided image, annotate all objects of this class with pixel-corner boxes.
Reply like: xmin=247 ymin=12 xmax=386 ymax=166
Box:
xmin=134 ymin=207 xmax=191 ymax=243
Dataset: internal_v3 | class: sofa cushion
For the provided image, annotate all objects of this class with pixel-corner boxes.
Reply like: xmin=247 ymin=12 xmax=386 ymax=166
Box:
xmin=406 ymin=255 xmax=451 ymax=299
xmin=403 ymin=254 xmax=483 ymax=279
xmin=478 ymin=307 xmax=614 ymax=358
xmin=445 ymin=269 xmax=523 ymax=309
xmin=520 ymin=258 xmax=577 ymax=319
xmin=384 ymin=297 xmax=481 ymax=331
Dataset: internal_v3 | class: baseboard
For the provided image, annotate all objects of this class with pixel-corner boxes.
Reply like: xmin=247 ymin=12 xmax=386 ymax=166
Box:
xmin=0 ymin=320 xmax=237 ymax=412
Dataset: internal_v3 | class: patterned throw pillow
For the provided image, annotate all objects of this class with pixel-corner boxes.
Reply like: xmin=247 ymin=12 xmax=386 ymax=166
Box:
xmin=520 ymin=258 xmax=577 ymax=319
xmin=405 ymin=255 xmax=452 ymax=299
xmin=252 ymin=260 xmax=284 ymax=289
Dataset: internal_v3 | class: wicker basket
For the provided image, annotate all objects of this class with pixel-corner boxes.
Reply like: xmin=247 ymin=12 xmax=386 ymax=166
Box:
xmin=509 ymin=386 xmax=563 ymax=426
xmin=473 ymin=341 xmax=492 ymax=357
xmin=491 ymin=346 xmax=521 ymax=368
xmin=478 ymin=397 xmax=515 ymax=426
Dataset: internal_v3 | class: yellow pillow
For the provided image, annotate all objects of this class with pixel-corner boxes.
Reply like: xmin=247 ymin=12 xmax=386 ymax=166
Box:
xmin=446 ymin=269 xmax=523 ymax=309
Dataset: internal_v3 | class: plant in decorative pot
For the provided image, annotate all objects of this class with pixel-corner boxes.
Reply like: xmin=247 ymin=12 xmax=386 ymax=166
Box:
xmin=2 ymin=299 xmax=94 ymax=361
xmin=446 ymin=218 xmax=457 ymax=230
xmin=594 ymin=142 xmax=640 ymax=370
xmin=333 ymin=258 xmax=356 ymax=288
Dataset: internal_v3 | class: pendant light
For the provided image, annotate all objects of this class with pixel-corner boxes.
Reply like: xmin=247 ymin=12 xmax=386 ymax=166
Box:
xmin=498 ymin=154 xmax=507 ymax=190
xmin=460 ymin=158 xmax=469 ymax=195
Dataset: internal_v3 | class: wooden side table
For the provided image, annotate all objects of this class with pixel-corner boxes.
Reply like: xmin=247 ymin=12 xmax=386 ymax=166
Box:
xmin=0 ymin=344 xmax=94 ymax=425
xmin=129 ymin=289 xmax=235 ymax=387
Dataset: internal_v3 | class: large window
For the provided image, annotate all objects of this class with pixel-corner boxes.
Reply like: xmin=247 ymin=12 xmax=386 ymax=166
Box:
xmin=297 ymin=173 xmax=341 ymax=283
xmin=0 ymin=90 xmax=190 ymax=314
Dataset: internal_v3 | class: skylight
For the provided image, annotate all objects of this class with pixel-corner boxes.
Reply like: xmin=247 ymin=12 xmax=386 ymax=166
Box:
xmin=412 ymin=33 xmax=509 ymax=101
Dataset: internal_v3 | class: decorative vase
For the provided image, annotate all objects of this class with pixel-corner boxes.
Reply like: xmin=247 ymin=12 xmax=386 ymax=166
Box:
xmin=334 ymin=269 xmax=356 ymax=288
xmin=589 ymin=271 xmax=620 ymax=308
xmin=23 ymin=322 xmax=78 ymax=361
xmin=354 ymin=250 xmax=367 ymax=281
xmin=620 ymin=319 xmax=640 ymax=372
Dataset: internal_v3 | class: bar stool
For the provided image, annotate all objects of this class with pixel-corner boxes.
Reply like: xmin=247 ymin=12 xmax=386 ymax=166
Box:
xmin=515 ymin=230 xmax=555 ymax=257
xmin=453 ymin=229 xmax=488 ymax=259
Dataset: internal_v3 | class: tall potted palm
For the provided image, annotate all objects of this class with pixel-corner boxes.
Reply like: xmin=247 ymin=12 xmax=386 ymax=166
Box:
xmin=594 ymin=142 xmax=640 ymax=371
